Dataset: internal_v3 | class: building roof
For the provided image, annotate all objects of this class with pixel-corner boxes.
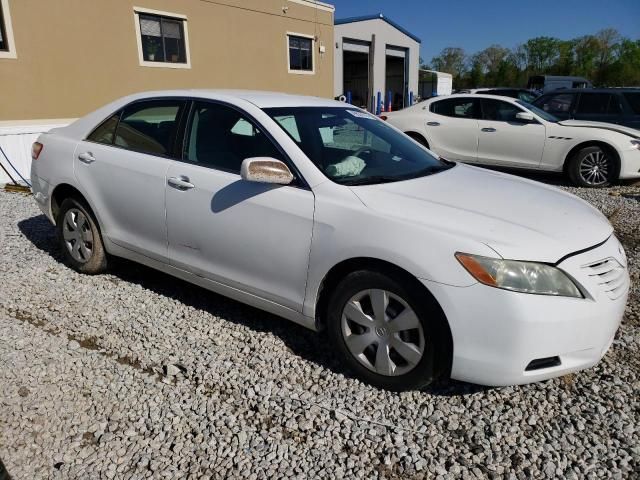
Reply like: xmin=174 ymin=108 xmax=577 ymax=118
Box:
xmin=335 ymin=13 xmax=421 ymax=43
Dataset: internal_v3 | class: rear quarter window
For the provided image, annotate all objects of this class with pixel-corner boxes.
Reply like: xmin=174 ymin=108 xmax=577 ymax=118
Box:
xmin=623 ymin=92 xmax=640 ymax=114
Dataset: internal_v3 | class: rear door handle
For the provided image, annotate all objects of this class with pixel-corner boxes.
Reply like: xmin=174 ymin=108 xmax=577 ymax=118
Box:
xmin=78 ymin=152 xmax=96 ymax=164
xmin=481 ymin=128 xmax=496 ymax=133
xmin=427 ymin=121 xmax=440 ymax=126
xmin=168 ymin=175 xmax=195 ymax=190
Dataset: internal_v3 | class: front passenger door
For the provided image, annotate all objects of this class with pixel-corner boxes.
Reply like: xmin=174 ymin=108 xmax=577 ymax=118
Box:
xmin=165 ymin=100 xmax=315 ymax=312
xmin=476 ymin=98 xmax=545 ymax=168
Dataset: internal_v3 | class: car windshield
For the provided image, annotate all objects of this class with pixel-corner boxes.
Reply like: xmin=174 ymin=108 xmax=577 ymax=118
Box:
xmin=517 ymin=100 xmax=559 ymax=123
xmin=264 ymin=107 xmax=453 ymax=185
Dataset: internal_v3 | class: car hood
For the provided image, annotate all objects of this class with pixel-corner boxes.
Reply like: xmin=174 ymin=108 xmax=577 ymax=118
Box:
xmin=349 ymin=164 xmax=613 ymax=263
xmin=558 ymin=120 xmax=640 ymax=138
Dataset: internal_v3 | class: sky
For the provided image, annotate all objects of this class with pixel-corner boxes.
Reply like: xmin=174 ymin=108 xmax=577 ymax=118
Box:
xmin=330 ymin=0 xmax=640 ymax=63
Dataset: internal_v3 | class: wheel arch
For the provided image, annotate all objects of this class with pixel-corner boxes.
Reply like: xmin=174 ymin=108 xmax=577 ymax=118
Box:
xmin=50 ymin=183 xmax=102 ymax=230
xmin=404 ymin=130 xmax=430 ymax=149
xmin=314 ymin=256 xmax=453 ymax=375
xmin=563 ymin=140 xmax=621 ymax=179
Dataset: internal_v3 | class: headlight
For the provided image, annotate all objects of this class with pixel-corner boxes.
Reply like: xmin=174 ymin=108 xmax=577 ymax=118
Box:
xmin=631 ymin=140 xmax=640 ymax=150
xmin=455 ymin=253 xmax=583 ymax=298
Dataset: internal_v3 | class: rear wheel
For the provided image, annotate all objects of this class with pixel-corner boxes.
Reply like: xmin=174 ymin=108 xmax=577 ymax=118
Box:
xmin=56 ymin=198 xmax=107 ymax=274
xmin=567 ymin=146 xmax=616 ymax=187
xmin=326 ymin=270 xmax=449 ymax=391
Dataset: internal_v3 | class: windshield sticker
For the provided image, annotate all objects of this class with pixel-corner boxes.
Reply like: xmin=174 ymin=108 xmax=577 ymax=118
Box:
xmin=347 ymin=110 xmax=376 ymax=119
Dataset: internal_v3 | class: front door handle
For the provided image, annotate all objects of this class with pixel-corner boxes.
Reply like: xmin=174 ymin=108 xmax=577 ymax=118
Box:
xmin=427 ymin=121 xmax=440 ymax=126
xmin=168 ymin=175 xmax=195 ymax=190
xmin=78 ymin=152 xmax=96 ymax=164
xmin=481 ymin=128 xmax=496 ymax=133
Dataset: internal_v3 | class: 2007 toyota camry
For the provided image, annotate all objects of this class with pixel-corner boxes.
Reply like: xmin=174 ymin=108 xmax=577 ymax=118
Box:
xmin=30 ymin=90 xmax=629 ymax=391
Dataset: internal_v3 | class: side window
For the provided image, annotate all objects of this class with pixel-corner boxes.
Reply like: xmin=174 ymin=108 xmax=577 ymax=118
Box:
xmin=184 ymin=101 xmax=283 ymax=173
xmin=87 ymin=114 xmax=120 ymax=145
xmin=115 ymin=100 xmax=184 ymax=156
xmin=481 ymin=99 xmax=523 ymax=122
xmin=576 ymin=93 xmax=618 ymax=115
xmin=538 ymin=93 xmax=574 ymax=114
xmin=607 ymin=95 xmax=623 ymax=115
xmin=518 ymin=91 xmax=538 ymax=103
xmin=430 ymin=98 xmax=477 ymax=119
xmin=623 ymin=92 xmax=640 ymax=114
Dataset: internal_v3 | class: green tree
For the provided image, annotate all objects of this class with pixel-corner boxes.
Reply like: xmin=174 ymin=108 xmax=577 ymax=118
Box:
xmin=523 ymin=37 xmax=560 ymax=72
xmin=431 ymin=47 xmax=468 ymax=87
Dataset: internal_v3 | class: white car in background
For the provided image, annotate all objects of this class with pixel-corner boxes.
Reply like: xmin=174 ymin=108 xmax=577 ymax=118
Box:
xmin=384 ymin=94 xmax=640 ymax=187
xmin=31 ymin=90 xmax=629 ymax=391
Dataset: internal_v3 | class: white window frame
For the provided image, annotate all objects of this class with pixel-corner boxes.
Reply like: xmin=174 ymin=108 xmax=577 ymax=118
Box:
xmin=0 ymin=0 xmax=17 ymax=59
xmin=133 ymin=6 xmax=191 ymax=69
xmin=287 ymin=32 xmax=315 ymax=75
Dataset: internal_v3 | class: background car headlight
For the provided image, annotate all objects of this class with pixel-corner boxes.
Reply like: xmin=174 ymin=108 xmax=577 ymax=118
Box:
xmin=455 ymin=253 xmax=583 ymax=298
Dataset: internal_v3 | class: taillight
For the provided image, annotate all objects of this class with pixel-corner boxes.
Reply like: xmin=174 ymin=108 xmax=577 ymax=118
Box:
xmin=32 ymin=142 xmax=43 ymax=160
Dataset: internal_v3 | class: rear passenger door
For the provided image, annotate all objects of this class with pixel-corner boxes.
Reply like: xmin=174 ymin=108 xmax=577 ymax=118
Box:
xmin=425 ymin=97 xmax=479 ymax=162
xmin=165 ymin=100 xmax=314 ymax=312
xmin=75 ymin=99 xmax=187 ymax=260
xmin=621 ymin=92 xmax=640 ymax=130
xmin=574 ymin=92 xmax=623 ymax=124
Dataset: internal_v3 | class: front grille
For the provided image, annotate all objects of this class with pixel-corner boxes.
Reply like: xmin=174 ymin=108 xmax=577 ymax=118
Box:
xmin=583 ymin=258 xmax=627 ymax=300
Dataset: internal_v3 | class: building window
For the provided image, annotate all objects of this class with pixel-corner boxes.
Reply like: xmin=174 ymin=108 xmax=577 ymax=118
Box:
xmin=134 ymin=7 xmax=190 ymax=69
xmin=288 ymin=34 xmax=314 ymax=73
xmin=0 ymin=0 xmax=17 ymax=59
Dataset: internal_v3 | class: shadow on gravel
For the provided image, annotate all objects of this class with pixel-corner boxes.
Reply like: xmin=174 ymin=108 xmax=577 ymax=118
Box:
xmin=18 ymin=214 xmax=488 ymax=397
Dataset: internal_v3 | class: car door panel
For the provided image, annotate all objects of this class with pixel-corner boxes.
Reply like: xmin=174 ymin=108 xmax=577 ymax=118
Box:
xmin=477 ymin=98 xmax=546 ymax=168
xmin=425 ymin=98 xmax=479 ymax=162
xmin=165 ymin=100 xmax=314 ymax=311
xmin=73 ymin=99 xmax=187 ymax=261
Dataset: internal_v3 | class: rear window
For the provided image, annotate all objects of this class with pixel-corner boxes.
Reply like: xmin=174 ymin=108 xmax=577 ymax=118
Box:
xmin=623 ymin=92 xmax=640 ymax=114
xmin=430 ymin=98 xmax=477 ymax=118
xmin=537 ymin=93 xmax=575 ymax=114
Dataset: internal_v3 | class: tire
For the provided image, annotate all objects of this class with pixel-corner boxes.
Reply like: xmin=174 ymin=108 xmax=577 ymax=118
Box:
xmin=407 ymin=132 xmax=429 ymax=148
xmin=567 ymin=145 xmax=616 ymax=188
xmin=326 ymin=270 xmax=449 ymax=391
xmin=56 ymin=197 xmax=108 ymax=274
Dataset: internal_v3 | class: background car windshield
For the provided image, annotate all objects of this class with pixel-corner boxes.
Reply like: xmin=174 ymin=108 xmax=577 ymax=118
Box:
xmin=517 ymin=101 xmax=559 ymax=122
xmin=265 ymin=107 xmax=451 ymax=185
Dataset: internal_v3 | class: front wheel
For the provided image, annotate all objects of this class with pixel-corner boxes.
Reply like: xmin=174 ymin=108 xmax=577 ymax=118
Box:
xmin=326 ymin=270 xmax=449 ymax=391
xmin=567 ymin=146 xmax=616 ymax=187
xmin=56 ymin=197 xmax=108 ymax=274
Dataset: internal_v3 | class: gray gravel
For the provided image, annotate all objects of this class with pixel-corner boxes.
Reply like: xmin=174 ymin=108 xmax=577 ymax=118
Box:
xmin=0 ymin=178 xmax=639 ymax=479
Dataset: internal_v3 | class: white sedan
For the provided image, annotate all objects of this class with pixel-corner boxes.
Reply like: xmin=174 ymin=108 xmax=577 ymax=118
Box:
xmin=31 ymin=90 xmax=629 ymax=390
xmin=384 ymin=94 xmax=640 ymax=187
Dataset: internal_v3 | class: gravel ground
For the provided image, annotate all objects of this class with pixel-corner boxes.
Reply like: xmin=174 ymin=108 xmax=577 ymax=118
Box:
xmin=0 ymin=178 xmax=639 ymax=479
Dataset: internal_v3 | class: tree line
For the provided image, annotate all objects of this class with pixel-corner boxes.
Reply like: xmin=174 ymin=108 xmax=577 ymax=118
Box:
xmin=423 ymin=29 xmax=640 ymax=89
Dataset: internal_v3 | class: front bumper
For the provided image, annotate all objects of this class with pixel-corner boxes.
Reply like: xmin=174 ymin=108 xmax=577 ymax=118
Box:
xmin=424 ymin=236 xmax=629 ymax=386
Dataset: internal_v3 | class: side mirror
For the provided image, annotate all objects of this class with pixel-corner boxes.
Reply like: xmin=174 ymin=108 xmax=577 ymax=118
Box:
xmin=516 ymin=112 xmax=535 ymax=123
xmin=240 ymin=157 xmax=294 ymax=185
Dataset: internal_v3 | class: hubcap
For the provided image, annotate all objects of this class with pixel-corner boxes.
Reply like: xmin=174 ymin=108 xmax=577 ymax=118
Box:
xmin=62 ymin=208 xmax=94 ymax=263
xmin=341 ymin=289 xmax=425 ymax=377
xmin=580 ymin=150 xmax=610 ymax=186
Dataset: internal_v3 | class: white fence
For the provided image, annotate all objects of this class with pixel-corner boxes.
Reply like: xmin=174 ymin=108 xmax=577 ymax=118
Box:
xmin=0 ymin=120 xmax=74 ymax=185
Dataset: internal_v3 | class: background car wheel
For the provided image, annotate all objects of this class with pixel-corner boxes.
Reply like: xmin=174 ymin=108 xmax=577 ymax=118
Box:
xmin=567 ymin=146 xmax=615 ymax=188
xmin=326 ymin=270 xmax=449 ymax=391
xmin=56 ymin=197 xmax=107 ymax=274
xmin=406 ymin=132 xmax=429 ymax=148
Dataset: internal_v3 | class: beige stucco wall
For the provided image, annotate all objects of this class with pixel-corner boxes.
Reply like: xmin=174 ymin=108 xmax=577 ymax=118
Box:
xmin=0 ymin=0 xmax=334 ymax=121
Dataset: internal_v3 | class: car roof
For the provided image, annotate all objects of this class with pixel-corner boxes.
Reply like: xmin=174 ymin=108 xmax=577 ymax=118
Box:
xmin=539 ymin=88 xmax=640 ymax=95
xmin=122 ymin=89 xmax=347 ymax=109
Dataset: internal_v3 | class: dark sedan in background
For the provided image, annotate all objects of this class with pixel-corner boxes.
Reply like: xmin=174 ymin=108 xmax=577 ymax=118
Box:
xmin=533 ymin=88 xmax=640 ymax=130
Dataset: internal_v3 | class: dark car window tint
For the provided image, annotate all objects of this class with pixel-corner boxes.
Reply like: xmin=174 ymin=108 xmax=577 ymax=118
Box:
xmin=184 ymin=101 xmax=283 ymax=173
xmin=430 ymin=98 xmax=477 ymax=118
xmin=623 ymin=92 xmax=640 ymax=114
xmin=538 ymin=93 xmax=574 ymax=114
xmin=577 ymin=93 xmax=616 ymax=115
xmin=115 ymin=101 xmax=183 ymax=156
xmin=87 ymin=114 xmax=120 ymax=145
xmin=481 ymin=99 xmax=523 ymax=122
